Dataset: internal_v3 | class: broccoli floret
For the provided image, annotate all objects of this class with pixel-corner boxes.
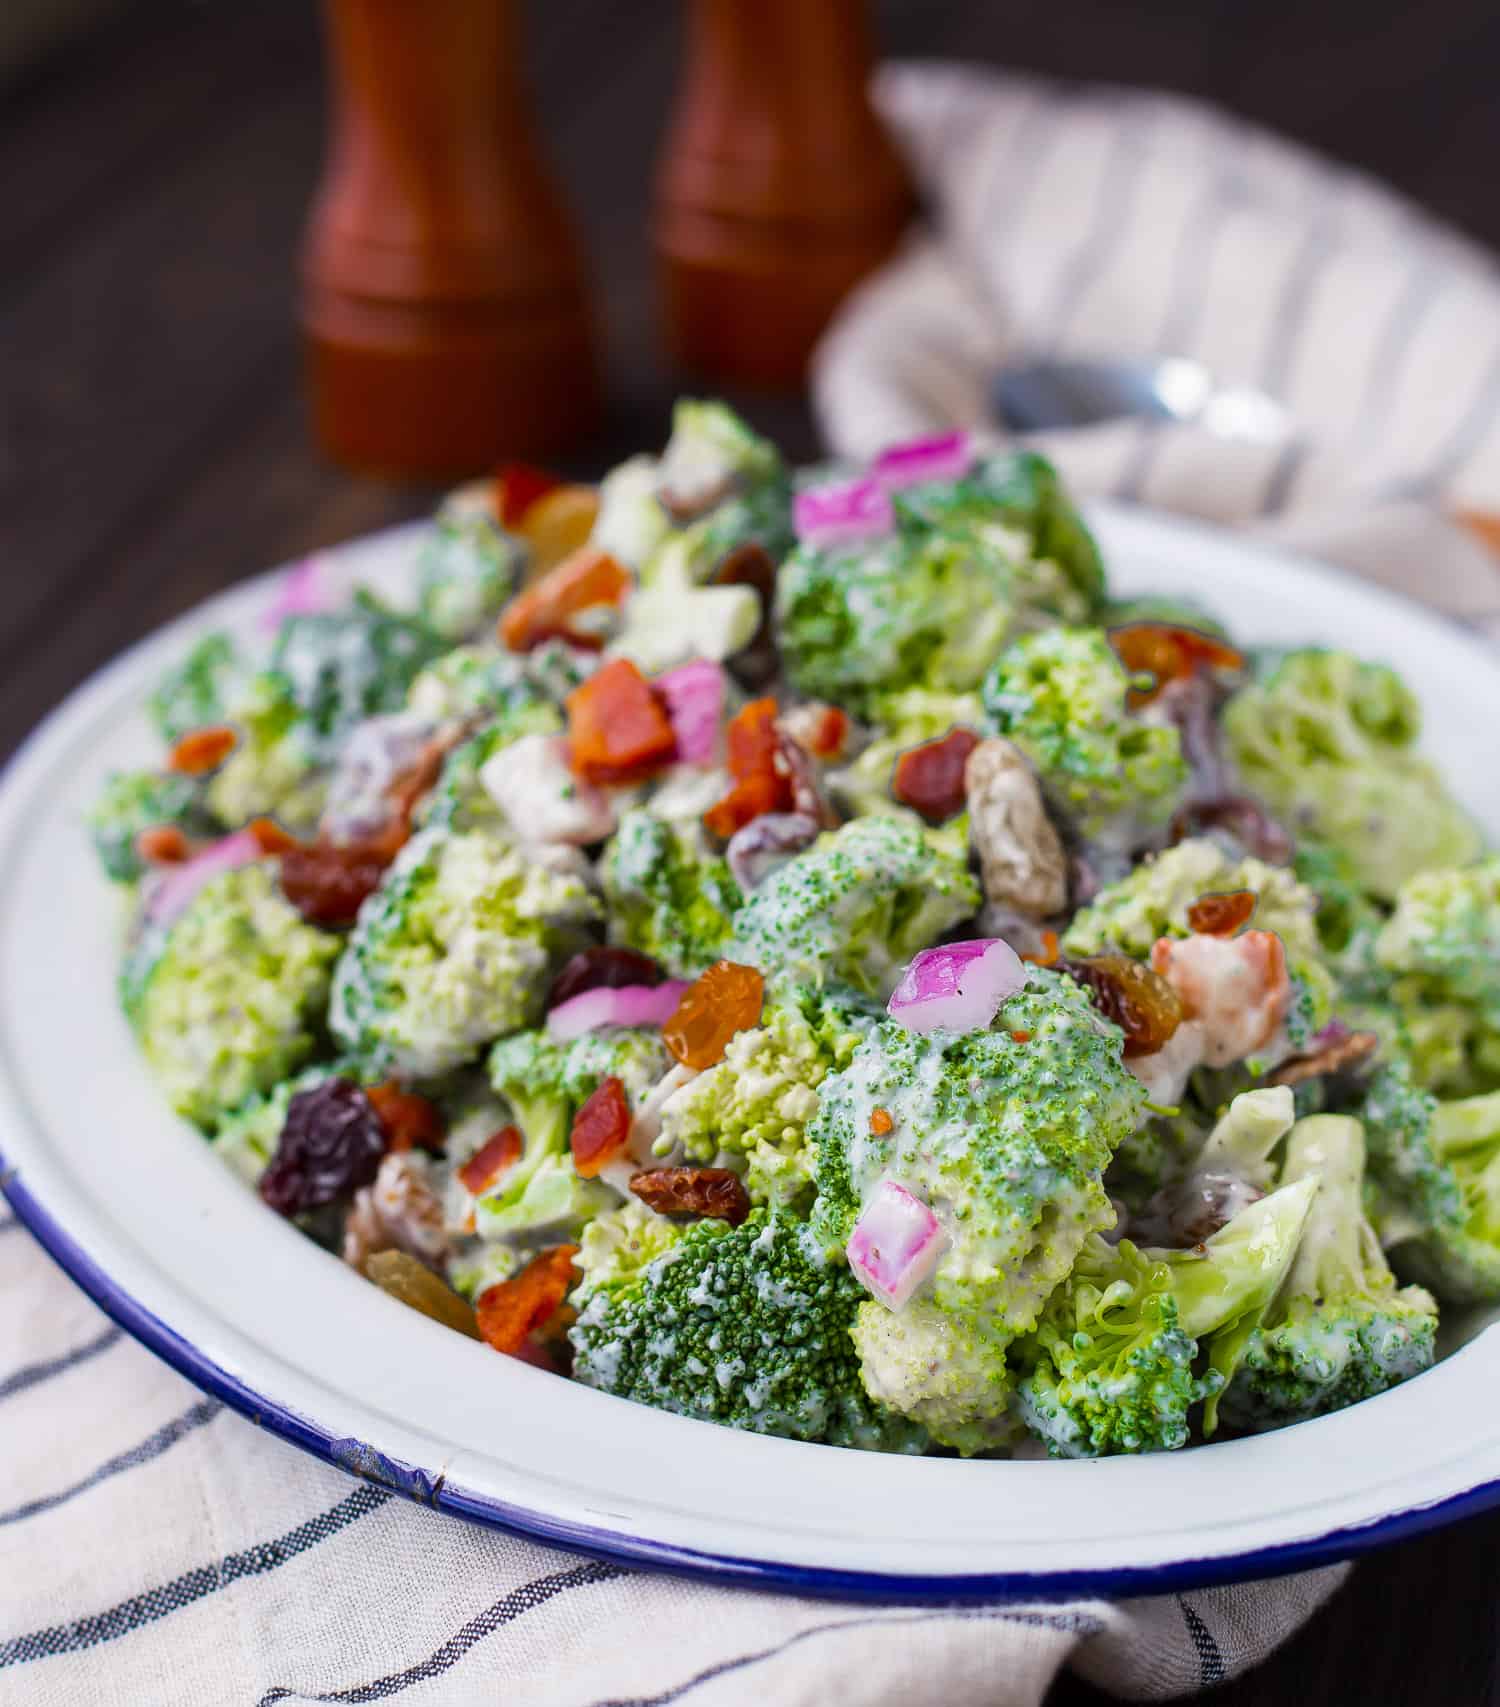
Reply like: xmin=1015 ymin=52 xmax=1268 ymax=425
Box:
xmin=601 ymin=809 xmax=743 ymax=977
xmin=88 ymin=769 xmax=214 ymax=883
xmin=980 ymin=627 xmax=1188 ymax=847
xmin=1223 ymin=649 xmax=1479 ymax=899
xmin=1063 ymin=836 xmax=1336 ymax=1044
xmin=1293 ymin=839 xmax=1387 ymax=971
xmin=808 ymin=970 xmax=1146 ymax=1451
xmin=657 ymin=985 xmax=881 ymax=1206
xmin=329 ymin=825 xmax=599 ymax=1078
xmin=654 ymin=399 xmax=783 ymax=522
xmin=1358 ymin=1058 xmax=1464 ymax=1240
xmin=826 ymin=689 xmax=984 ymax=820
xmin=571 ymin=1199 xmax=687 ymax=1302
xmin=1219 ymin=1115 xmax=1437 ymax=1432
xmin=417 ymin=513 xmax=523 ymax=641
xmin=206 ymin=671 xmax=327 ymax=835
xmin=569 ymin=1210 xmax=928 ymax=1451
xmin=1015 ymin=1179 xmax=1317 ymax=1456
xmin=149 ymin=632 xmax=245 ymax=745
xmin=610 ymin=580 xmax=761 ymax=674
xmin=776 ymin=519 xmax=1091 ymax=715
xmin=416 ymin=700 xmax=564 ymax=834
xmin=589 ymin=454 xmax=671 ymax=571
xmin=132 ymin=864 xmax=339 ymax=1129
xmin=407 ymin=639 xmax=595 ymax=722
xmin=270 ymin=590 xmax=444 ymax=752
xmin=728 ymin=816 xmax=979 ymax=999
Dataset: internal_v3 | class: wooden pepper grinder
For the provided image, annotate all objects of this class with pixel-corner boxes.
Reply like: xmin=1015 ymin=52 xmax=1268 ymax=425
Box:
xmin=654 ymin=0 xmax=913 ymax=391
xmin=303 ymin=0 xmax=601 ymax=479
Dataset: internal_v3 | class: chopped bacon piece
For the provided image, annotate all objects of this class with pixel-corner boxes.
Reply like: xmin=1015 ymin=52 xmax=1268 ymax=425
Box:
xmin=247 ymin=817 xmax=299 ymax=856
xmin=703 ymin=698 xmax=797 ymax=837
xmin=564 ymin=658 xmax=677 ymax=786
xmin=570 ymin=1076 xmax=632 ymax=1178
xmin=892 ymin=727 xmax=981 ymax=824
xmin=1011 ymin=1030 xmax=1031 ymax=1044
xmin=1270 ymin=1030 xmax=1379 ymax=1088
xmin=869 ymin=1107 xmax=894 ymax=1137
xmin=1108 ymin=623 xmax=1245 ymax=709
xmin=1150 ymin=931 xmax=1291 ymax=1069
xmin=630 ymin=1167 xmax=752 ymax=1226
xmin=1187 ymin=889 xmax=1257 ymax=938
xmin=458 ymin=1126 xmax=523 ymax=1195
xmin=663 ymin=961 xmax=765 ymax=1069
xmin=499 ymin=546 xmax=628 ymax=653
xmin=366 ymin=1082 xmax=445 ymax=1154
xmin=475 ymin=1245 xmax=580 ymax=1355
xmin=1021 ymin=929 xmax=1060 ymax=967
xmin=493 ymin=461 xmax=562 ymax=528
xmin=798 ymin=705 xmax=852 ymax=760
xmin=167 ymin=725 xmax=237 ymax=775
xmin=135 ymin=825 xmax=191 ymax=864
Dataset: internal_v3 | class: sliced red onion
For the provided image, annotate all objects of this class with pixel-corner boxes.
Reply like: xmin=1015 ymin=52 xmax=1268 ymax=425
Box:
xmin=847 ymin=1181 xmax=948 ymax=1311
xmin=655 ymin=660 xmax=726 ymax=767
xmin=792 ymin=478 xmax=894 ymax=549
xmin=545 ymin=980 xmax=692 ymax=1042
xmin=871 ymin=430 xmax=974 ymax=491
xmin=144 ymin=829 xmax=263 ymax=930
xmin=260 ymin=553 xmax=334 ymax=633
xmin=887 ymin=938 xmax=1027 ymax=1035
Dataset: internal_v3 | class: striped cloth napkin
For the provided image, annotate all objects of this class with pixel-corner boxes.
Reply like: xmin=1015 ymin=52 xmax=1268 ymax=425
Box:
xmin=5 ymin=61 xmax=1500 ymax=1707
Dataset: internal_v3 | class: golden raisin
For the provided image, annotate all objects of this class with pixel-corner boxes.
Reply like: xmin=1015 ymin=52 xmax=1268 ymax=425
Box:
xmin=1187 ymin=889 xmax=1257 ymax=937
xmin=365 ymin=1249 xmax=480 ymax=1339
xmin=168 ymin=724 xmax=237 ymax=775
xmin=1061 ymin=954 xmax=1183 ymax=1058
xmin=662 ymin=961 xmax=766 ymax=1069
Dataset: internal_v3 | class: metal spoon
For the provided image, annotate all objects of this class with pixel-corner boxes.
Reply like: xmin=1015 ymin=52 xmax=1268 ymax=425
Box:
xmin=993 ymin=357 xmax=1290 ymax=443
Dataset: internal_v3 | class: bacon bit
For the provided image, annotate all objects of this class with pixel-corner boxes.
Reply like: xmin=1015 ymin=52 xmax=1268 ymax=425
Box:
xmin=565 ymin=657 xmax=677 ymax=786
xmin=500 ymin=546 xmax=628 ymax=653
xmin=1011 ymin=1030 xmax=1032 ymax=1044
xmin=704 ymin=698 xmax=797 ymax=837
xmin=1270 ymin=1030 xmax=1380 ymax=1088
xmin=570 ymin=1076 xmax=632 ymax=1178
xmin=630 ymin=1167 xmax=752 ymax=1226
xmin=1108 ymin=624 xmax=1245 ymax=709
xmin=805 ymin=706 xmax=851 ymax=759
xmin=1021 ymin=929 xmax=1060 ymax=967
xmin=135 ymin=825 xmax=191 ymax=864
xmin=1187 ymin=889 xmax=1257 ymax=937
xmin=366 ymin=1082 xmax=445 ymax=1154
xmin=869 ymin=1107 xmax=894 ymax=1137
xmin=475 ymin=1245 xmax=580 ymax=1356
xmin=892 ymin=727 xmax=982 ymax=824
xmin=1150 ymin=931 xmax=1290 ymax=1069
xmin=167 ymin=725 xmax=237 ymax=775
xmin=493 ymin=461 xmax=562 ymax=528
xmin=458 ymin=1126 xmax=523 ymax=1195
xmin=663 ymin=961 xmax=765 ymax=1069
xmin=247 ymin=816 xmax=298 ymax=856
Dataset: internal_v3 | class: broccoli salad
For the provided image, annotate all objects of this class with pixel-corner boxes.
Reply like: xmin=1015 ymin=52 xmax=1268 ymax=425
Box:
xmin=95 ymin=404 xmax=1494 ymax=1458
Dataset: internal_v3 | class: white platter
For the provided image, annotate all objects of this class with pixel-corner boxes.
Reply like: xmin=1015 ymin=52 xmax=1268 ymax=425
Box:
xmin=3 ymin=503 xmax=1499 ymax=1600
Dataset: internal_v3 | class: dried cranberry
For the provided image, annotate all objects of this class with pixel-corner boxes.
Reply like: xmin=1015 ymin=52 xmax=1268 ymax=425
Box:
xmin=547 ymin=945 xmax=664 ymax=1011
xmin=1059 ymin=954 xmax=1183 ymax=1058
xmin=891 ymin=727 xmax=981 ymax=823
xmin=259 ymin=1079 xmax=388 ymax=1216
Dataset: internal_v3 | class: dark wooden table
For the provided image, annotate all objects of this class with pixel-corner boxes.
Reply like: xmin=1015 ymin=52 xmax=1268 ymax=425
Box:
xmin=4 ymin=2 xmax=1500 ymax=1700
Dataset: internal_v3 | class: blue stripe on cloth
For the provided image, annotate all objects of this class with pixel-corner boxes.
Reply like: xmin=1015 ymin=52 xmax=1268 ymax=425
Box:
xmin=0 ymin=1325 xmax=122 ymax=1403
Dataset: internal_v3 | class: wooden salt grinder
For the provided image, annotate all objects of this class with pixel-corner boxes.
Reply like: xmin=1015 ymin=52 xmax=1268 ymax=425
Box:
xmin=654 ymin=0 xmax=913 ymax=391
xmin=303 ymin=0 xmax=602 ymax=479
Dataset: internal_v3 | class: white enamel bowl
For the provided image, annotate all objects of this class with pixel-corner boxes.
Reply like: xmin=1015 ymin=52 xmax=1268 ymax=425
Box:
xmin=3 ymin=505 xmax=1498 ymax=1600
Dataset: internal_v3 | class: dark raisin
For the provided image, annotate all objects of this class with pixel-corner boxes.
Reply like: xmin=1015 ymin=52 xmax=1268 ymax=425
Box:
xmin=547 ymin=945 xmax=665 ymax=1011
xmin=260 ymin=1079 xmax=387 ymax=1216
xmin=630 ymin=1167 xmax=751 ymax=1225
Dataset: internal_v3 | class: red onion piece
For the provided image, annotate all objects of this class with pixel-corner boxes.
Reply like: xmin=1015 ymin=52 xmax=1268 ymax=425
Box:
xmin=260 ymin=553 xmax=334 ymax=633
xmin=792 ymin=479 xmax=894 ymax=549
xmin=654 ymin=660 xmax=726 ymax=767
xmin=887 ymin=938 xmax=1027 ymax=1035
xmin=847 ymin=1181 xmax=948 ymax=1311
xmin=545 ymin=980 xmax=692 ymax=1042
xmin=871 ymin=430 xmax=974 ymax=490
xmin=144 ymin=830 xmax=263 ymax=930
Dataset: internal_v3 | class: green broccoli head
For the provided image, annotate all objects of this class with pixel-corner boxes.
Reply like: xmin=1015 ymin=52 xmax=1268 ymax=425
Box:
xmin=205 ymin=671 xmax=327 ymax=836
xmin=132 ymin=864 xmax=339 ymax=1129
xmin=417 ymin=513 xmax=523 ymax=641
xmin=270 ymin=590 xmax=444 ymax=753
xmin=809 ymin=970 xmax=1146 ymax=1451
xmin=776 ymin=519 xmax=1092 ymax=714
xmin=657 ymin=984 xmax=882 ymax=1206
xmin=416 ymin=700 xmax=564 ymax=835
xmin=570 ymin=1199 xmax=687 ymax=1301
xmin=88 ymin=769 xmax=214 ymax=883
xmin=329 ymin=825 xmax=599 ymax=1078
xmin=601 ymin=809 xmax=743 ymax=978
xmin=728 ymin=816 xmax=979 ymax=999
xmin=826 ymin=689 xmax=984 ymax=821
xmin=1223 ymin=649 xmax=1480 ymax=900
xmin=406 ymin=639 xmax=595 ymax=723
xmin=1221 ymin=1115 xmax=1438 ymax=1431
xmin=980 ymin=627 xmax=1188 ymax=845
xmin=1292 ymin=839 xmax=1387 ymax=971
xmin=1016 ymin=1180 xmax=1317 ymax=1456
xmin=148 ymin=631 xmax=246 ymax=745
xmin=1063 ymin=836 xmax=1336 ymax=1046
xmin=569 ymin=1209 xmax=929 ymax=1451
xmin=654 ymin=399 xmax=784 ymax=520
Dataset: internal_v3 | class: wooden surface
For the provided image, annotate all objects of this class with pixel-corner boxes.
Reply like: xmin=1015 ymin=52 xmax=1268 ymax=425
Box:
xmin=3 ymin=2 xmax=1500 ymax=1700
